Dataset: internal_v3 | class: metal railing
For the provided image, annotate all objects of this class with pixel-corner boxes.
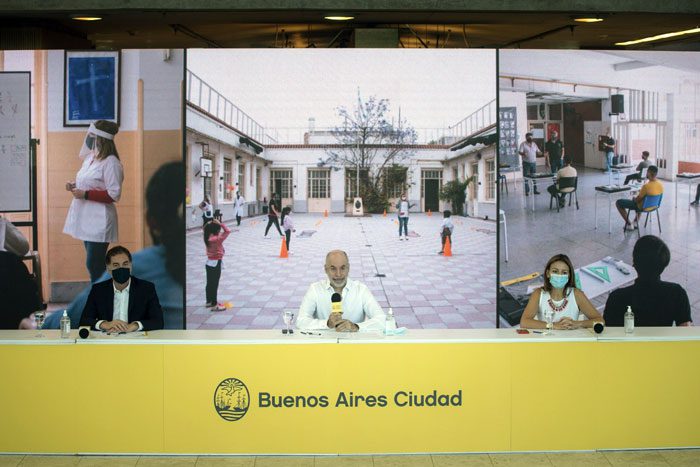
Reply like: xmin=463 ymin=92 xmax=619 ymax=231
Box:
xmin=446 ymin=99 xmax=497 ymax=140
xmin=186 ymin=70 xmax=273 ymax=144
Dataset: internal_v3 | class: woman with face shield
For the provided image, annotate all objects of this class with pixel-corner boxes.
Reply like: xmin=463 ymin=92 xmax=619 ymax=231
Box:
xmin=520 ymin=254 xmax=603 ymax=331
xmin=63 ymin=120 xmax=124 ymax=283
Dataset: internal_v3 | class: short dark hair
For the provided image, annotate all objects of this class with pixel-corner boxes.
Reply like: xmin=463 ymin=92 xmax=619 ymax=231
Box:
xmin=647 ymin=165 xmax=658 ymax=176
xmin=642 ymin=151 xmax=650 ymax=158
xmin=105 ymin=245 xmax=132 ymax=265
xmin=525 ymin=132 xmax=533 ymax=138
xmin=563 ymin=156 xmax=572 ymax=165
xmin=443 ymin=210 xmax=452 ymax=218
xmin=633 ymin=235 xmax=670 ymax=278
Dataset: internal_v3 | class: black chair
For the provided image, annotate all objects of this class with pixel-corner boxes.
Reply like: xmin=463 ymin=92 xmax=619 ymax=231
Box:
xmin=0 ymin=251 xmax=40 ymax=329
xmin=548 ymin=176 xmax=579 ymax=212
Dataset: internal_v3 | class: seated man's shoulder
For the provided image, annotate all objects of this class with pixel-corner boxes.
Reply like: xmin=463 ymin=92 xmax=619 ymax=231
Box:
xmin=132 ymin=276 xmax=157 ymax=290
xmin=659 ymin=280 xmax=687 ymax=295
xmin=92 ymin=278 xmax=114 ymax=289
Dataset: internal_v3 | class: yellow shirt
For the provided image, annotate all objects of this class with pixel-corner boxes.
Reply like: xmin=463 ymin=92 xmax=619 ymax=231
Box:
xmin=637 ymin=179 xmax=663 ymax=209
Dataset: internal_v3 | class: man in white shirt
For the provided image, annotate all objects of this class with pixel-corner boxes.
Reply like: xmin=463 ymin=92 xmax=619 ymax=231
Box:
xmin=0 ymin=216 xmax=30 ymax=258
xmin=296 ymin=250 xmax=386 ymax=332
xmin=79 ymin=246 xmax=164 ymax=332
xmin=518 ymin=132 xmax=542 ymax=196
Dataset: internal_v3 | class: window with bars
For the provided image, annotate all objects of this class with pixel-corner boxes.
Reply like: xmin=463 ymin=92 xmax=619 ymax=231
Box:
xmin=270 ymin=169 xmax=293 ymax=198
xmin=385 ymin=166 xmax=407 ymax=198
xmin=345 ymin=168 xmax=368 ymax=199
xmin=223 ymin=159 xmax=233 ymax=201
xmin=308 ymin=169 xmax=330 ymax=199
xmin=485 ymin=158 xmax=496 ymax=201
xmin=237 ymin=162 xmax=244 ymax=189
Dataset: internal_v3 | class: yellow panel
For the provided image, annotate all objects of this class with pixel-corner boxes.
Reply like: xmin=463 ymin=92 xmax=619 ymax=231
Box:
xmin=595 ymin=341 xmax=700 ymax=449
xmin=0 ymin=345 xmax=79 ymax=453
xmin=163 ymin=344 xmax=511 ymax=454
xmin=511 ymin=342 xmax=599 ymax=451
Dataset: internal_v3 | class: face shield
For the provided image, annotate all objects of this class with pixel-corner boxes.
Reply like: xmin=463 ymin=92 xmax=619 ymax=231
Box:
xmin=78 ymin=122 xmax=114 ymax=159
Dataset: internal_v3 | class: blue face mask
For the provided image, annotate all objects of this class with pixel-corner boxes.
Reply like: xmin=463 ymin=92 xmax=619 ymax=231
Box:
xmin=549 ymin=273 xmax=569 ymax=289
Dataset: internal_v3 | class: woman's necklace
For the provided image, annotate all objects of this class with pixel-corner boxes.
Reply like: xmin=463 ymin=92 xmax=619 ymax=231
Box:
xmin=547 ymin=295 xmax=568 ymax=313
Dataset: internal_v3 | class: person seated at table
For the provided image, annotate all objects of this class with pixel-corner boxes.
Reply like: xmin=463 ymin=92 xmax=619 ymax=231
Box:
xmin=44 ymin=162 xmax=184 ymax=331
xmin=546 ymin=156 xmax=577 ymax=208
xmin=624 ymin=151 xmax=652 ymax=185
xmin=297 ymin=250 xmax=386 ymax=332
xmin=604 ymin=235 xmax=691 ymax=327
xmin=79 ymin=246 xmax=164 ymax=333
xmin=520 ymin=254 xmax=603 ymax=330
xmin=615 ymin=165 xmax=663 ymax=231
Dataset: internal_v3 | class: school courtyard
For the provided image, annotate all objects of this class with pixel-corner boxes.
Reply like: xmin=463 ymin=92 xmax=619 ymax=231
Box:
xmin=185 ymin=213 xmax=496 ymax=329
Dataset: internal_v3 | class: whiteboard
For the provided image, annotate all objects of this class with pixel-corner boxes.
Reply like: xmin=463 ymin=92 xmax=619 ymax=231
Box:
xmin=0 ymin=72 xmax=31 ymax=212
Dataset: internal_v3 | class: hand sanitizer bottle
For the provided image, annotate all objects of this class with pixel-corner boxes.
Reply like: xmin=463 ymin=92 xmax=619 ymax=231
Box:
xmin=60 ymin=310 xmax=71 ymax=338
xmin=385 ymin=308 xmax=397 ymax=335
xmin=624 ymin=306 xmax=634 ymax=334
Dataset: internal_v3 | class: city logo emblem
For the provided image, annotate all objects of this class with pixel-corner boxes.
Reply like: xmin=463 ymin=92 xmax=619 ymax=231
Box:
xmin=214 ymin=378 xmax=250 ymax=421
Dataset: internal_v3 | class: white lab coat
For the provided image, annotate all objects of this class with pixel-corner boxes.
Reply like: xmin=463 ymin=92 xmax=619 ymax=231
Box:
xmin=234 ymin=195 xmax=246 ymax=217
xmin=63 ymin=154 xmax=124 ymax=243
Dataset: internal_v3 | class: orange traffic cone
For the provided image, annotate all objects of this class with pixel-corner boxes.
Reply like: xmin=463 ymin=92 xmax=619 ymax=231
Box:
xmin=443 ymin=236 xmax=452 ymax=257
xmin=324 ymin=209 xmax=328 ymax=217
xmin=279 ymin=238 xmax=289 ymax=258
xmin=427 ymin=209 xmax=432 ymax=216
xmin=383 ymin=209 xmax=387 ymax=217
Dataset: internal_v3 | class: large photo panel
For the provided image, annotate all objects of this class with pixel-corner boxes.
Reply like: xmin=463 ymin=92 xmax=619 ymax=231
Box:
xmin=498 ymin=49 xmax=700 ymax=329
xmin=185 ymin=49 xmax=497 ymax=330
xmin=0 ymin=50 xmax=185 ymax=331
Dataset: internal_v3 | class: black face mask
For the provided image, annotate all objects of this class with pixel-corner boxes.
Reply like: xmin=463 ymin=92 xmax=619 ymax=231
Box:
xmin=112 ymin=267 xmax=131 ymax=284
xmin=85 ymin=136 xmax=95 ymax=150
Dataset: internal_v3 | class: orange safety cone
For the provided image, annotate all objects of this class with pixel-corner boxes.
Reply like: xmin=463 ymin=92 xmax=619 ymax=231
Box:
xmin=443 ymin=236 xmax=452 ymax=257
xmin=324 ymin=209 xmax=328 ymax=217
xmin=427 ymin=209 xmax=432 ymax=217
xmin=279 ymin=238 xmax=289 ymax=258
xmin=383 ymin=209 xmax=387 ymax=217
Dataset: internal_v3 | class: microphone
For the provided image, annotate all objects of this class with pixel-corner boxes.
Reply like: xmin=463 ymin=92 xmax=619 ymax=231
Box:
xmin=78 ymin=327 xmax=90 ymax=339
xmin=593 ymin=322 xmax=605 ymax=334
xmin=331 ymin=293 xmax=342 ymax=314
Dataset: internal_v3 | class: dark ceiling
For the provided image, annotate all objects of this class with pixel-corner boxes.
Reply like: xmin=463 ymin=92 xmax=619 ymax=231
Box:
xmin=2 ymin=7 xmax=700 ymax=50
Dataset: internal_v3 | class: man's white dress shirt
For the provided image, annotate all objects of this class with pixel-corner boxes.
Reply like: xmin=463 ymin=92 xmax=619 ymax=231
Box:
xmin=296 ymin=278 xmax=386 ymax=331
xmin=96 ymin=280 xmax=143 ymax=331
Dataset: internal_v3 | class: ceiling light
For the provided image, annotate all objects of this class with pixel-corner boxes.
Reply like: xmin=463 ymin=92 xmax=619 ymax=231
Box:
xmin=71 ymin=15 xmax=102 ymax=21
xmin=324 ymin=15 xmax=354 ymax=21
xmin=616 ymin=27 xmax=700 ymax=46
xmin=574 ymin=17 xmax=604 ymax=23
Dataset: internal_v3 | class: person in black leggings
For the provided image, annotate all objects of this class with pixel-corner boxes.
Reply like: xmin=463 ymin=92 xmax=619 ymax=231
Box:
xmin=264 ymin=194 xmax=284 ymax=237
xmin=691 ymin=184 xmax=700 ymax=206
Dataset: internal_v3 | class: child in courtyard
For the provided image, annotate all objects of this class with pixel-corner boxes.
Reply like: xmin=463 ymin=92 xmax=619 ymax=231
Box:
xmin=438 ymin=210 xmax=454 ymax=255
xmin=281 ymin=206 xmax=296 ymax=253
xmin=203 ymin=219 xmax=230 ymax=311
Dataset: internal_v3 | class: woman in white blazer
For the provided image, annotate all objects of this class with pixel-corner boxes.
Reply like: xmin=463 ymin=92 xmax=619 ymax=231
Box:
xmin=63 ymin=120 xmax=124 ymax=283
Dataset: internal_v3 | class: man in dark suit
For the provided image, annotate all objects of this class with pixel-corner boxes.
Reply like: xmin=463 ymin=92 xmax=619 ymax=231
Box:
xmin=80 ymin=245 xmax=164 ymax=332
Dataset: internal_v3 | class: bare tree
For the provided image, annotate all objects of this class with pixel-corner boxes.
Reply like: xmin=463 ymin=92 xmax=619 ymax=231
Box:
xmin=321 ymin=92 xmax=417 ymax=199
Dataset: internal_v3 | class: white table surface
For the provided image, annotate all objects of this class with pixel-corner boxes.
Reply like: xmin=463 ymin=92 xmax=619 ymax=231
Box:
xmin=1 ymin=328 xmax=698 ymax=344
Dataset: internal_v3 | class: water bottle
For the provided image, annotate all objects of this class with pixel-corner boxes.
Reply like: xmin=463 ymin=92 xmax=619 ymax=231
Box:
xmin=60 ymin=310 xmax=71 ymax=338
xmin=624 ymin=306 xmax=634 ymax=334
xmin=385 ymin=308 xmax=397 ymax=335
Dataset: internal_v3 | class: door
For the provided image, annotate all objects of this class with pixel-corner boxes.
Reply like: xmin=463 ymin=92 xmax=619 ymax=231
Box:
xmin=583 ymin=121 xmax=605 ymax=170
xmin=425 ymin=179 xmax=440 ymax=213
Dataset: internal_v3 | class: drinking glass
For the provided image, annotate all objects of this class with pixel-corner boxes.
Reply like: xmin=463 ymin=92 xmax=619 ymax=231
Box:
xmin=34 ymin=310 xmax=46 ymax=338
xmin=544 ymin=310 xmax=554 ymax=335
xmin=282 ymin=311 xmax=294 ymax=334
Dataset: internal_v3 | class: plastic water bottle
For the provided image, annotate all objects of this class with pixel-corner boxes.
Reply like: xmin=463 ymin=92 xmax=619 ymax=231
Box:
xmin=60 ymin=310 xmax=71 ymax=338
xmin=385 ymin=308 xmax=397 ymax=335
xmin=624 ymin=306 xmax=634 ymax=334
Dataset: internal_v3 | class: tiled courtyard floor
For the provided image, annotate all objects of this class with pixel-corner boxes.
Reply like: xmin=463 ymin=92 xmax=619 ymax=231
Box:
xmin=186 ymin=213 xmax=496 ymax=329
